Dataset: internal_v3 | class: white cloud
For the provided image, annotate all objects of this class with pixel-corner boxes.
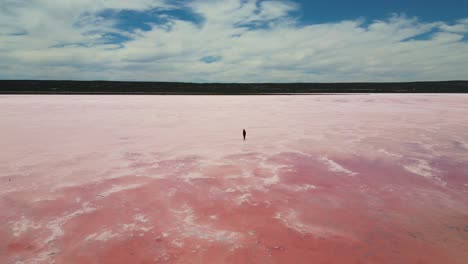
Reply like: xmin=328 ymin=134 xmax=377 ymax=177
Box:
xmin=0 ymin=0 xmax=467 ymax=82
xmin=438 ymin=18 xmax=468 ymax=33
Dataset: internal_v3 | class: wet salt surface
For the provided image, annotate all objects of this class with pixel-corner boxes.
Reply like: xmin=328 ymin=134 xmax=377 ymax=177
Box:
xmin=1 ymin=94 xmax=468 ymax=263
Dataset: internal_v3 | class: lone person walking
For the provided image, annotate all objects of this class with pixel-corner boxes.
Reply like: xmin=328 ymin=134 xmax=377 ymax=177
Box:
xmin=243 ymin=129 xmax=246 ymax=141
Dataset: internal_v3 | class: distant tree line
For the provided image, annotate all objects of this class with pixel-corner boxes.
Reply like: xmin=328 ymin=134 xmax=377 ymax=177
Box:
xmin=0 ymin=80 xmax=467 ymax=94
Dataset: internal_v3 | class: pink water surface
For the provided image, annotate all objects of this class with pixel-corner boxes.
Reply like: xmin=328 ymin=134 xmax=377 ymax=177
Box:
xmin=1 ymin=94 xmax=468 ymax=263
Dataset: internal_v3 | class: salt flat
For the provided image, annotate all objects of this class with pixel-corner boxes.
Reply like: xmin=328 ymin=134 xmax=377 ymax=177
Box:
xmin=1 ymin=94 xmax=468 ymax=263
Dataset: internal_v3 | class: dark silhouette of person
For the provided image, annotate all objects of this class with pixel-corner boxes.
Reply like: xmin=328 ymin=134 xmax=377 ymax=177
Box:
xmin=243 ymin=129 xmax=246 ymax=141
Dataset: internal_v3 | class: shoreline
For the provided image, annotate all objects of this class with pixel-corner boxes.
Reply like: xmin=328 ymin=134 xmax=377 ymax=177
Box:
xmin=1 ymin=80 xmax=467 ymax=94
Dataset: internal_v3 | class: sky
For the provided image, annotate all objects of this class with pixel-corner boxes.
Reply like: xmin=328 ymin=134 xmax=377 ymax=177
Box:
xmin=1 ymin=0 xmax=467 ymax=83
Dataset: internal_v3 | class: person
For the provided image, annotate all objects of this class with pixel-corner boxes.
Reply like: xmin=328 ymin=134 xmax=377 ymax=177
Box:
xmin=243 ymin=129 xmax=246 ymax=141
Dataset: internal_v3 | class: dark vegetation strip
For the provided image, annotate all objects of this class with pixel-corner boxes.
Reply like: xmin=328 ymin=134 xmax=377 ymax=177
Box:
xmin=1 ymin=80 xmax=467 ymax=94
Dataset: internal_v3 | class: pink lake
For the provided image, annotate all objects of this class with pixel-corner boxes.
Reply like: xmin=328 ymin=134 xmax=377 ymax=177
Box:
xmin=1 ymin=94 xmax=468 ymax=263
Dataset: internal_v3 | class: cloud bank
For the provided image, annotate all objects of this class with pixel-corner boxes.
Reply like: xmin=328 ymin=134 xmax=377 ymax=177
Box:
xmin=1 ymin=0 xmax=467 ymax=82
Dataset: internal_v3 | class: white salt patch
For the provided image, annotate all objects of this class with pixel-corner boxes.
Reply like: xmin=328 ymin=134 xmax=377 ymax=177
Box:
xmin=145 ymin=173 xmax=166 ymax=179
xmin=11 ymin=216 xmax=41 ymax=237
xmin=404 ymin=159 xmax=434 ymax=178
xmin=260 ymin=163 xmax=291 ymax=185
xmin=382 ymin=185 xmax=395 ymax=192
xmin=460 ymin=140 xmax=468 ymax=150
xmin=274 ymin=210 xmax=351 ymax=238
xmin=86 ymin=230 xmax=119 ymax=241
xmin=236 ymin=193 xmax=252 ymax=205
xmin=191 ymin=244 xmax=208 ymax=253
xmin=86 ymin=217 xmax=153 ymax=242
xmin=32 ymin=196 xmax=58 ymax=203
xmin=180 ymin=172 xmax=212 ymax=183
xmin=263 ymin=173 xmax=280 ymax=186
xmin=29 ymin=248 xmax=58 ymax=264
xmin=454 ymin=137 xmax=468 ymax=150
xmin=296 ymin=184 xmax=317 ymax=192
xmin=378 ymin=149 xmax=402 ymax=158
xmin=273 ymin=212 xmax=283 ymax=220
xmin=134 ymin=214 xmax=150 ymax=223
xmin=166 ymin=188 xmax=177 ymax=197
xmin=172 ymin=239 xmax=184 ymax=247
xmin=138 ymin=226 xmax=153 ymax=232
xmin=434 ymin=176 xmax=447 ymax=187
xmin=226 ymin=171 xmax=252 ymax=179
xmin=155 ymin=252 xmax=171 ymax=262
xmin=0 ymin=187 xmax=22 ymax=195
xmin=225 ymin=166 xmax=283 ymax=195
xmin=121 ymin=223 xmax=153 ymax=233
xmin=225 ymin=186 xmax=251 ymax=193
xmin=172 ymin=205 xmax=242 ymax=244
xmin=209 ymin=215 xmax=218 ymax=220
xmin=252 ymin=184 xmax=268 ymax=192
xmin=319 ymin=156 xmax=357 ymax=176
xmin=52 ymin=179 xmax=96 ymax=190
xmin=99 ymin=183 xmax=144 ymax=197
xmin=45 ymin=203 xmax=97 ymax=244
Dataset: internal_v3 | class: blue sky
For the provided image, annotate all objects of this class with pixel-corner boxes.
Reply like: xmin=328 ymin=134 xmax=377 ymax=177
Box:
xmin=0 ymin=0 xmax=467 ymax=82
xmin=297 ymin=1 xmax=468 ymax=24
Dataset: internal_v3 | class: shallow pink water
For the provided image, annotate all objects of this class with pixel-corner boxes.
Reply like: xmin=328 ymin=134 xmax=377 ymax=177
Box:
xmin=1 ymin=94 xmax=468 ymax=263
